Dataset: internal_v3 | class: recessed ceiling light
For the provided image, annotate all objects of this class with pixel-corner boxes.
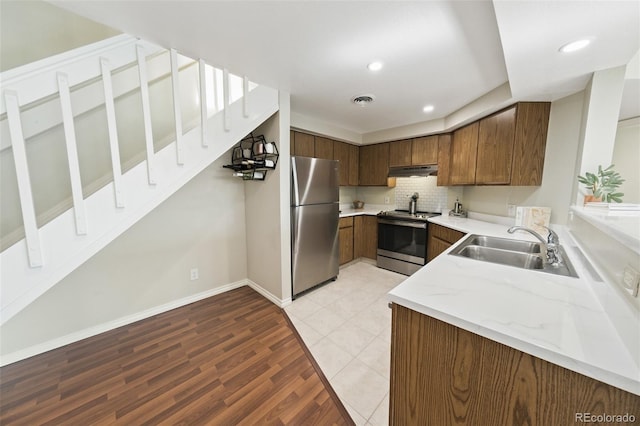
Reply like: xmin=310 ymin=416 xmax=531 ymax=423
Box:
xmin=559 ymin=39 xmax=591 ymax=53
xmin=367 ymin=62 xmax=383 ymax=71
xmin=352 ymin=95 xmax=375 ymax=106
xmin=423 ymin=105 xmax=434 ymax=113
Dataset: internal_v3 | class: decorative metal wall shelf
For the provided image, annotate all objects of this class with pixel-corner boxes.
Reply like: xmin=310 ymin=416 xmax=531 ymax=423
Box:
xmin=223 ymin=133 xmax=279 ymax=181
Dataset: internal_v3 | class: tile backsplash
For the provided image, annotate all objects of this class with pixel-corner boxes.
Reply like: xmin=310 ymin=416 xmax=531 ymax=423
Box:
xmin=395 ymin=176 xmax=448 ymax=213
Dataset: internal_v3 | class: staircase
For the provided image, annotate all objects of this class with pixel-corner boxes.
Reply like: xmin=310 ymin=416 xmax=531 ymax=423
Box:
xmin=0 ymin=34 xmax=279 ymax=325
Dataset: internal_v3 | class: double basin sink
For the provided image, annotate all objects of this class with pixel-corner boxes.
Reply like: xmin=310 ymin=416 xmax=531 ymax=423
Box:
xmin=449 ymin=234 xmax=578 ymax=278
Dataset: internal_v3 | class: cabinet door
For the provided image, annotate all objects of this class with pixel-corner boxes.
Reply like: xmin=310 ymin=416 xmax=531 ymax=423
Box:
xmin=429 ymin=223 xmax=465 ymax=244
xmin=315 ymin=136 xmax=334 ymax=160
xmin=354 ymin=215 xmax=378 ymax=260
xmin=476 ymin=107 xmax=516 ymax=185
xmin=293 ymin=131 xmax=315 ymax=157
xmin=511 ymin=102 xmax=550 ymax=186
xmin=333 ymin=141 xmax=350 ymax=186
xmin=348 ymin=144 xmax=359 ymax=186
xmin=436 ymin=134 xmax=451 ymax=186
xmin=411 ymin=135 xmax=438 ymax=165
xmin=359 ymin=143 xmax=389 ymax=186
xmin=339 ymin=226 xmax=354 ymax=265
xmin=389 ymin=140 xmax=412 ymax=167
xmin=290 ymin=130 xmax=295 ymax=156
xmin=450 ymin=122 xmax=479 ymax=185
xmin=426 ymin=237 xmax=450 ymax=263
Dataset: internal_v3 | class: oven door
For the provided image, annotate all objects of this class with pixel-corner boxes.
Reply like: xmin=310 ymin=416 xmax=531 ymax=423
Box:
xmin=377 ymin=218 xmax=427 ymax=265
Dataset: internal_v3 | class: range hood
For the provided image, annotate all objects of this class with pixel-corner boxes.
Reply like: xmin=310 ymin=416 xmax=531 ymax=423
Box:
xmin=388 ymin=165 xmax=438 ymax=178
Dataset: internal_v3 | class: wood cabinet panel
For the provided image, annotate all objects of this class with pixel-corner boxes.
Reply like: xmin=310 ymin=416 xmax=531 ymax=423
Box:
xmin=427 ymin=223 xmax=465 ymax=262
xmin=289 ymin=130 xmax=294 ymax=156
xmin=450 ymin=122 xmax=479 ymax=185
xmin=354 ymin=215 xmax=377 ymax=259
xmin=339 ymin=226 xmax=354 ymax=265
xmin=348 ymin=144 xmax=359 ymax=186
xmin=292 ymin=131 xmax=315 ymax=157
xmin=333 ymin=141 xmax=350 ymax=186
xmin=389 ymin=140 xmax=412 ymax=167
xmin=315 ymin=136 xmax=334 ymax=160
xmin=339 ymin=216 xmax=353 ymax=228
xmin=511 ymin=102 xmax=550 ymax=186
xmin=426 ymin=236 xmax=452 ymax=263
xmin=390 ymin=305 xmax=640 ymax=426
xmin=476 ymin=106 xmax=516 ymax=185
xmin=429 ymin=223 xmax=465 ymax=244
xmin=436 ymin=134 xmax=451 ymax=187
xmin=359 ymin=143 xmax=389 ymax=186
xmin=411 ymin=135 xmax=438 ymax=165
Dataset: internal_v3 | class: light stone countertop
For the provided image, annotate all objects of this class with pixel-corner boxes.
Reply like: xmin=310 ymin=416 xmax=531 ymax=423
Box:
xmin=571 ymin=206 xmax=640 ymax=255
xmin=387 ymin=214 xmax=640 ymax=396
xmin=339 ymin=204 xmax=388 ymax=217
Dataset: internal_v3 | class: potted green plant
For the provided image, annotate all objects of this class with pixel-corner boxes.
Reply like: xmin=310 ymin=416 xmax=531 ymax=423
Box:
xmin=577 ymin=164 xmax=625 ymax=204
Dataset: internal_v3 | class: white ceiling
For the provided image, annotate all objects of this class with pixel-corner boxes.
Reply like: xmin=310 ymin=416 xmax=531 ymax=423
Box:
xmin=50 ymin=0 xmax=640 ymax=136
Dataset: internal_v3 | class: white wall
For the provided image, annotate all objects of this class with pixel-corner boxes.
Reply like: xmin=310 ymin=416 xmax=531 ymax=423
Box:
xmin=574 ymin=66 xmax=627 ymax=204
xmin=244 ymin=92 xmax=292 ymax=303
xmin=0 ymin=0 xmax=120 ymax=71
xmin=0 ymin=153 xmax=248 ymax=359
xmin=462 ymin=92 xmax=585 ymax=224
xmin=612 ymin=118 xmax=640 ymax=203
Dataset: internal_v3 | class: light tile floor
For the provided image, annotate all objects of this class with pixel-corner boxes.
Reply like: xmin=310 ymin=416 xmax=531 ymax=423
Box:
xmin=285 ymin=261 xmax=406 ymax=426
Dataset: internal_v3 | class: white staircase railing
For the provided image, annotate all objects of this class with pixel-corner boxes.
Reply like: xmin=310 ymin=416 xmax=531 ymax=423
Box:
xmin=0 ymin=35 xmax=279 ymax=325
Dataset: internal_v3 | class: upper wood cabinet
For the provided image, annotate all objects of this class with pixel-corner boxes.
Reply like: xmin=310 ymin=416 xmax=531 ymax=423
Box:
xmin=314 ymin=136 xmax=334 ymax=160
xmin=411 ymin=135 xmax=439 ymax=165
xmin=333 ymin=141 xmax=350 ymax=186
xmin=389 ymin=136 xmax=438 ymax=167
xmin=449 ymin=122 xmax=479 ymax=185
xmin=476 ymin=106 xmax=516 ymax=185
xmin=389 ymin=140 xmax=412 ymax=167
xmin=359 ymin=143 xmax=390 ymax=186
xmin=348 ymin=144 xmax=359 ymax=186
xmin=444 ymin=102 xmax=550 ymax=186
xmin=291 ymin=131 xmax=314 ymax=157
xmin=437 ymin=134 xmax=452 ymax=186
xmin=511 ymin=102 xmax=551 ymax=186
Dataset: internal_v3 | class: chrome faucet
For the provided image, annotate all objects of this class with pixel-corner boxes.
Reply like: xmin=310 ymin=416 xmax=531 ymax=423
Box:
xmin=507 ymin=225 xmax=563 ymax=265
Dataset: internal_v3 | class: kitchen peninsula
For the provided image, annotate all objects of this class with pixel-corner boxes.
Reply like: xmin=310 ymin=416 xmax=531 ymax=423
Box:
xmin=388 ymin=214 xmax=640 ymax=424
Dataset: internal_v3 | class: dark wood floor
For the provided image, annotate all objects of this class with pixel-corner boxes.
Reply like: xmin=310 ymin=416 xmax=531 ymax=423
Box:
xmin=0 ymin=286 xmax=354 ymax=425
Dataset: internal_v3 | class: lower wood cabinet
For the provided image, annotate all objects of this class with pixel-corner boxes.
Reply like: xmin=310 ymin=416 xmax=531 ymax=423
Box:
xmin=390 ymin=304 xmax=640 ymax=425
xmin=338 ymin=217 xmax=354 ymax=265
xmin=427 ymin=223 xmax=465 ymax=262
xmin=354 ymin=215 xmax=377 ymax=260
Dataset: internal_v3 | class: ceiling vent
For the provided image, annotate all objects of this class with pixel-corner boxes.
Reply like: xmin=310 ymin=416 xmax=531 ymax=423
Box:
xmin=351 ymin=95 xmax=375 ymax=106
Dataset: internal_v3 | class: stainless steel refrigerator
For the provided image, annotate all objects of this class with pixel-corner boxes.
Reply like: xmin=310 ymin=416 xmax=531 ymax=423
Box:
xmin=291 ymin=156 xmax=340 ymax=297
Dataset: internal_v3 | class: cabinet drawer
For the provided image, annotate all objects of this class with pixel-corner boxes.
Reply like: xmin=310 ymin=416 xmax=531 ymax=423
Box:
xmin=429 ymin=223 xmax=465 ymax=245
xmin=339 ymin=216 xmax=354 ymax=228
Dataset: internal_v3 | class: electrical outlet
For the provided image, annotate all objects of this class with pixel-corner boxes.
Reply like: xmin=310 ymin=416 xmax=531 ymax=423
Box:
xmin=384 ymin=196 xmax=390 ymax=204
xmin=190 ymin=268 xmax=199 ymax=281
xmin=622 ymin=265 xmax=640 ymax=297
xmin=507 ymin=204 xmax=517 ymax=217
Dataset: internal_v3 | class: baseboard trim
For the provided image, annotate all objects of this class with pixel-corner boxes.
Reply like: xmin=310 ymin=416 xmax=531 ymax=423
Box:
xmin=0 ymin=280 xmax=247 ymax=367
xmin=246 ymin=279 xmax=291 ymax=308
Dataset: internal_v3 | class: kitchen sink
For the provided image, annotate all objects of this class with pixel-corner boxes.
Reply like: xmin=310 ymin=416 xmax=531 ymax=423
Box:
xmin=463 ymin=235 xmax=542 ymax=253
xmin=454 ymin=245 xmax=544 ymax=269
xmin=449 ymin=234 xmax=579 ymax=278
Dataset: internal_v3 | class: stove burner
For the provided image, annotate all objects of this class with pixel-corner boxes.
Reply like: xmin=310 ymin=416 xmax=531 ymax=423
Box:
xmin=377 ymin=210 xmax=441 ymax=222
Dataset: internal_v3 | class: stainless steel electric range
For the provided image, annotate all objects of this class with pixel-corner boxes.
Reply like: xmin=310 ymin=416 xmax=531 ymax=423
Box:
xmin=376 ymin=210 xmax=441 ymax=275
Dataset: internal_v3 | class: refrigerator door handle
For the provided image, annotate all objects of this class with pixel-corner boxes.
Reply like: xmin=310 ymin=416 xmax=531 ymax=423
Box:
xmin=291 ymin=158 xmax=300 ymax=206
